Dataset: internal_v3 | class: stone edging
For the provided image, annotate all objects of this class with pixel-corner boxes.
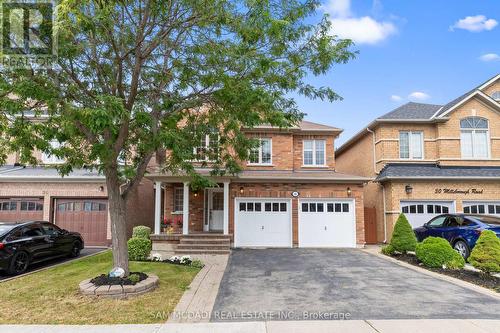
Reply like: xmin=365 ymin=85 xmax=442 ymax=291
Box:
xmin=79 ymin=274 xmax=159 ymax=299
xmin=363 ymin=249 xmax=500 ymax=301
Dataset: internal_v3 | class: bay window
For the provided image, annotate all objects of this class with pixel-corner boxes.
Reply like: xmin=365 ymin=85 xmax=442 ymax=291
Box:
xmin=460 ymin=117 xmax=489 ymax=159
xmin=303 ymin=140 xmax=326 ymax=166
xmin=399 ymin=131 xmax=423 ymax=159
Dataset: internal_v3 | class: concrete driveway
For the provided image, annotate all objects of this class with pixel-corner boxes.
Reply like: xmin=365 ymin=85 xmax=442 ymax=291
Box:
xmin=212 ymin=249 xmax=500 ymax=321
xmin=0 ymin=247 xmax=106 ymax=281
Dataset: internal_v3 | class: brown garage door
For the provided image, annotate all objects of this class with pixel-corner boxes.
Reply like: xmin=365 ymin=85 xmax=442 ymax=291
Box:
xmin=54 ymin=198 xmax=108 ymax=246
xmin=0 ymin=198 xmax=44 ymax=222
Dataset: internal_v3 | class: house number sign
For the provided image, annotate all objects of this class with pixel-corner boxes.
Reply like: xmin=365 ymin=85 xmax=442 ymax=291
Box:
xmin=434 ymin=188 xmax=484 ymax=195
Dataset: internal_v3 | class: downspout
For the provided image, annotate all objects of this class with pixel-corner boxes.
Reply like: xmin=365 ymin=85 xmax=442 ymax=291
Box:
xmin=382 ymin=184 xmax=388 ymax=243
xmin=366 ymin=128 xmax=376 ymax=175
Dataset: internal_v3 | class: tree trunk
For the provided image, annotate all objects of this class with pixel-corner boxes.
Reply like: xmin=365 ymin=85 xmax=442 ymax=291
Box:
xmin=106 ymin=175 xmax=130 ymax=276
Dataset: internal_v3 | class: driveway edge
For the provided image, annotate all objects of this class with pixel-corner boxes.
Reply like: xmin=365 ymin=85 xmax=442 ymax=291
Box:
xmin=363 ymin=248 xmax=500 ymax=301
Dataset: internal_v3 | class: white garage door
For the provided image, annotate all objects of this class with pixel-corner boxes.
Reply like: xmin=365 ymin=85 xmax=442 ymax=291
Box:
xmin=400 ymin=201 xmax=455 ymax=229
xmin=299 ymin=199 xmax=356 ymax=248
xmin=234 ymin=198 xmax=291 ymax=247
xmin=463 ymin=202 xmax=500 ymax=217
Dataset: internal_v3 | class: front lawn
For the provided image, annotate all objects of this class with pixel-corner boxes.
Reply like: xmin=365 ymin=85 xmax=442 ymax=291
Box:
xmin=0 ymin=251 xmax=200 ymax=324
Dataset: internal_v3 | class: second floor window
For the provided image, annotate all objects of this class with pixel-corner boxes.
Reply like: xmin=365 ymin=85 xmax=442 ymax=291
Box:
xmin=193 ymin=131 xmax=219 ymax=161
xmin=303 ymin=140 xmax=325 ymax=166
xmin=248 ymin=138 xmax=272 ymax=165
xmin=460 ymin=117 xmax=489 ymax=159
xmin=399 ymin=131 xmax=423 ymax=159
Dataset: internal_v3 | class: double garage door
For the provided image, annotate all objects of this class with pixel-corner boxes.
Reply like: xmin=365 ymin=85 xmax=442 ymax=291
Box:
xmin=401 ymin=201 xmax=455 ymax=229
xmin=234 ymin=198 xmax=356 ymax=248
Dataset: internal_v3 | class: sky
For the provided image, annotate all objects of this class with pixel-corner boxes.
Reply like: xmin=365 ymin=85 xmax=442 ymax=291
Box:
xmin=296 ymin=0 xmax=500 ymax=147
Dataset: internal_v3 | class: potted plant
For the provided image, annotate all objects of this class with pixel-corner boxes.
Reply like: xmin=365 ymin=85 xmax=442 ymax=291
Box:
xmin=161 ymin=218 xmax=172 ymax=233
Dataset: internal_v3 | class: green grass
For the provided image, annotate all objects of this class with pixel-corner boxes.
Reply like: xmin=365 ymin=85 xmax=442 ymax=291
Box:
xmin=0 ymin=251 xmax=200 ymax=324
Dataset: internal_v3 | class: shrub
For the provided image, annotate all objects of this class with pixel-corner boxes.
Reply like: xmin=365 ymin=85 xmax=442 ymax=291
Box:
xmin=415 ymin=237 xmax=465 ymax=269
xmin=127 ymin=237 xmax=152 ymax=261
xmin=468 ymin=230 xmax=500 ymax=274
xmin=390 ymin=214 xmax=417 ymax=254
xmin=128 ymin=273 xmax=140 ymax=284
xmin=132 ymin=226 xmax=151 ymax=239
xmin=381 ymin=244 xmax=395 ymax=256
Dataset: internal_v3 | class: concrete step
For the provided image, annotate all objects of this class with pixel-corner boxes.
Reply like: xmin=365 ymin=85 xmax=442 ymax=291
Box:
xmin=180 ymin=238 xmax=230 ymax=244
xmin=177 ymin=244 xmax=230 ymax=251
xmin=181 ymin=234 xmax=231 ymax=239
xmin=175 ymin=249 xmax=231 ymax=255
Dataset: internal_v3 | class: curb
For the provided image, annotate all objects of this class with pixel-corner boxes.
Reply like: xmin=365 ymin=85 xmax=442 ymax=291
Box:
xmin=0 ymin=248 xmax=109 ymax=283
xmin=363 ymin=249 xmax=500 ymax=301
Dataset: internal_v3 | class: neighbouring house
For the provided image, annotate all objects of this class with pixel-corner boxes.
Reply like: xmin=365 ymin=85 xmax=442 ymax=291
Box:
xmin=336 ymin=73 xmax=500 ymax=244
xmin=148 ymin=120 xmax=369 ymax=254
xmin=0 ymin=152 xmax=153 ymax=247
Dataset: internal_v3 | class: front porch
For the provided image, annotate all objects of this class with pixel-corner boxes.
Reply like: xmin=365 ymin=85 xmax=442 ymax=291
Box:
xmin=150 ymin=178 xmax=232 ymax=255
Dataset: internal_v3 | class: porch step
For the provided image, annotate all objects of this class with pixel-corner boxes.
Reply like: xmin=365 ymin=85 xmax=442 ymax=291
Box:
xmin=180 ymin=238 xmax=230 ymax=245
xmin=177 ymin=243 xmax=230 ymax=251
xmin=181 ymin=234 xmax=232 ymax=239
xmin=175 ymin=249 xmax=231 ymax=255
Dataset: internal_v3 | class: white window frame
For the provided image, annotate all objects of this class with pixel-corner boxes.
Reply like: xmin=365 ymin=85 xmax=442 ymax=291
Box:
xmin=492 ymin=91 xmax=500 ymax=101
xmin=41 ymin=140 xmax=65 ymax=164
xmin=399 ymin=131 xmax=424 ymax=160
xmin=173 ymin=187 xmax=184 ymax=213
xmin=302 ymin=139 xmax=326 ymax=167
xmin=192 ymin=132 xmax=219 ymax=162
xmin=247 ymin=138 xmax=273 ymax=165
xmin=460 ymin=117 xmax=490 ymax=159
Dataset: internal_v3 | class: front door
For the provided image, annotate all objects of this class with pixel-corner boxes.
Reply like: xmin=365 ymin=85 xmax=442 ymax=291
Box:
xmin=209 ymin=190 xmax=224 ymax=231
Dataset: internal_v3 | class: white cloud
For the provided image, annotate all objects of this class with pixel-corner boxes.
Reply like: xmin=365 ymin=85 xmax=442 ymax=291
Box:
xmin=323 ymin=0 xmax=397 ymax=45
xmin=450 ymin=15 xmax=498 ymax=32
xmin=479 ymin=53 xmax=500 ymax=62
xmin=390 ymin=95 xmax=403 ymax=102
xmin=408 ymin=92 xmax=430 ymax=101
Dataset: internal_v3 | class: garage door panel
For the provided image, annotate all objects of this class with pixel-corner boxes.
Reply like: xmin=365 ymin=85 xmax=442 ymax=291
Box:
xmin=55 ymin=199 xmax=108 ymax=246
xmin=299 ymin=199 xmax=356 ymax=248
xmin=235 ymin=199 xmax=291 ymax=248
xmin=400 ymin=201 xmax=455 ymax=229
xmin=0 ymin=198 xmax=44 ymax=222
xmin=463 ymin=202 xmax=500 ymax=217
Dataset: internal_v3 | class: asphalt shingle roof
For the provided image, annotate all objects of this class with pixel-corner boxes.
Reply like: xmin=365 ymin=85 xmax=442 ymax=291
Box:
xmin=377 ymin=102 xmax=443 ymax=120
xmin=376 ymin=163 xmax=500 ymax=182
xmin=0 ymin=165 xmax=104 ymax=180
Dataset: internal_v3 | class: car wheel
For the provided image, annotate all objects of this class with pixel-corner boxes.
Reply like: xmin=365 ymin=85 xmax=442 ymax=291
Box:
xmin=69 ymin=241 xmax=82 ymax=258
xmin=7 ymin=251 xmax=30 ymax=275
xmin=453 ymin=240 xmax=470 ymax=259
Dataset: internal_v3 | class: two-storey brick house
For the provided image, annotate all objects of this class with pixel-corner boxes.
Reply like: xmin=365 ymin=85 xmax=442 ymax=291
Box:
xmin=148 ymin=120 xmax=368 ymax=253
xmin=336 ymin=73 xmax=500 ymax=244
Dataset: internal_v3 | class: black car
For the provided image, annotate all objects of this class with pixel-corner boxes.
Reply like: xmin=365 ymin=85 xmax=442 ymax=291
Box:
xmin=0 ymin=221 xmax=84 ymax=275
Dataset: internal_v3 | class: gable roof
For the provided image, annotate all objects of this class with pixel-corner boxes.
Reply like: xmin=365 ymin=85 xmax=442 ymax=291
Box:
xmin=246 ymin=120 xmax=342 ymax=134
xmin=378 ymin=102 xmax=442 ymax=120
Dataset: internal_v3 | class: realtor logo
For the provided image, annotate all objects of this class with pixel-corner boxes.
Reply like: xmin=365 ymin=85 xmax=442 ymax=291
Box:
xmin=0 ymin=0 xmax=57 ymax=68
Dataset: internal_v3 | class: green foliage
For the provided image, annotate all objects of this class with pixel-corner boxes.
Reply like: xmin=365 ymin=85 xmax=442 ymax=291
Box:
xmin=132 ymin=226 xmax=151 ymax=240
xmin=389 ymin=214 xmax=417 ymax=254
xmin=127 ymin=237 xmax=152 ymax=261
xmin=128 ymin=273 xmax=140 ymax=284
xmin=381 ymin=244 xmax=395 ymax=256
xmin=416 ymin=237 xmax=465 ymax=269
xmin=469 ymin=230 xmax=500 ymax=274
xmin=191 ymin=259 xmax=204 ymax=269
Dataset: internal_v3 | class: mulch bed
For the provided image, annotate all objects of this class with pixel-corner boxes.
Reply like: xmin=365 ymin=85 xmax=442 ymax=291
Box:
xmin=90 ymin=272 xmax=148 ymax=286
xmin=391 ymin=253 xmax=500 ymax=293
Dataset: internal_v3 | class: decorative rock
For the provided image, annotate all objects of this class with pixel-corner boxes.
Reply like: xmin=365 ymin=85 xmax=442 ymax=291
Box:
xmin=79 ymin=274 xmax=159 ymax=299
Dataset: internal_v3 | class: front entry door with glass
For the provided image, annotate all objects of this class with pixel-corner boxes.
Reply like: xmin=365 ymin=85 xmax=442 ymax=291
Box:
xmin=207 ymin=189 xmax=224 ymax=231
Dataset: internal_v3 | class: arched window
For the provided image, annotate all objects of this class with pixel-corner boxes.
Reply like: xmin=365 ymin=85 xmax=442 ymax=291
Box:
xmin=491 ymin=91 xmax=500 ymax=101
xmin=460 ymin=117 xmax=489 ymax=158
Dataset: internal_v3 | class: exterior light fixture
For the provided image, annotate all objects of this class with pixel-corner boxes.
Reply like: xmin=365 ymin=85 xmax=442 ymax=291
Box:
xmin=347 ymin=187 xmax=352 ymax=197
xmin=194 ymin=191 xmax=198 ymax=198
xmin=98 ymin=186 xmax=104 ymax=192
xmin=240 ymin=186 xmax=244 ymax=194
xmin=405 ymin=185 xmax=413 ymax=194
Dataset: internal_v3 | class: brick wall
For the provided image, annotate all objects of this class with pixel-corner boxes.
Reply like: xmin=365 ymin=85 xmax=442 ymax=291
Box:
xmin=292 ymin=134 xmax=336 ymax=170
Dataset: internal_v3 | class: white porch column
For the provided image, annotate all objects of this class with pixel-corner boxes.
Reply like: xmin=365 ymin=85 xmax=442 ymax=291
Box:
xmin=183 ymin=182 xmax=190 ymax=235
xmin=154 ymin=181 xmax=162 ymax=234
xmin=223 ymin=181 xmax=230 ymax=235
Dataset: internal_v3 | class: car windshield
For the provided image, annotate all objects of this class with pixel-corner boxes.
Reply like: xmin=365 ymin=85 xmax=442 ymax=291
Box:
xmin=467 ymin=215 xmax=500 ymax=226
xmin=0 ymin=225 xmax=16 ymax=236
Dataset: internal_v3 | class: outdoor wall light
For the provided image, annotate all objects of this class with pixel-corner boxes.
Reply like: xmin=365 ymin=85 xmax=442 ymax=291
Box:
xmin=347 ymin=187 xmax=352 ymax=197
xmin=98 ymin=186 xmax=104 ymax=192
xmin=405 ymin=185 xmax=413 ymax=194
xmin=194 ymin=191 xmax=198 ymax=198
xmin=240 ymin=186 xmax=244 ymax=194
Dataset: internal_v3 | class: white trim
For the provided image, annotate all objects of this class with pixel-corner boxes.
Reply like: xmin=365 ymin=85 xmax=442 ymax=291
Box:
xmin=478 ymin=74 xmax=500 ymax=90
xmin=302 ymin=139 xmax=327 ymax=166
xmin=430 ymin=106 xmax=444 ymax=119
xmin=154 ymin=181 xmax=162 ymax=234
xmin=438 ymin=90 xmax=500 ymax=118
xmin=233 ymin=197 xmax=292 ymax=248
xmin=223 ymin=182 xmax=230 ymax=235
xmin=398 ymin=131 xmax=424 ymax=160
xmin=460 ymin=116 xmax=491 ymax=159
xmin=182 ymin=182 xmax=189 ymax=235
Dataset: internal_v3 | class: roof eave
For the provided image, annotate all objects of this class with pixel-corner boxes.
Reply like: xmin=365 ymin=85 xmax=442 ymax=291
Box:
xmin=376 ymin=176 xmax=500 ymax=182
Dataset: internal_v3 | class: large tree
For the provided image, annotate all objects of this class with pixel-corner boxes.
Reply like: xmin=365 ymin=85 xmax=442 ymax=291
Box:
xmin=0 ymin=0 xmax=355 ymax=275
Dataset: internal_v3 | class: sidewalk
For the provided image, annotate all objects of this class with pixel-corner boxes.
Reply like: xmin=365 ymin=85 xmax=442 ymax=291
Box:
xmin=1 ymin=320 xmax=499 ymax=333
